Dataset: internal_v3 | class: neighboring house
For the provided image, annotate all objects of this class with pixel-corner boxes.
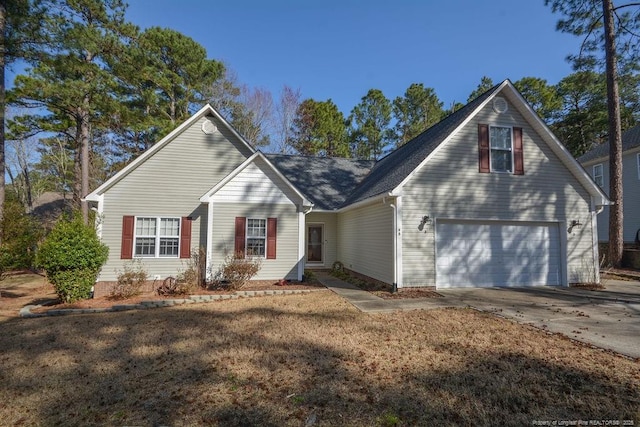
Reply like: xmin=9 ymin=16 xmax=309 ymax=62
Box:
xmin=85 ymin=79 xmax=608 ymax=291
xmin=578 ymin=125 xmax=640 ymax=244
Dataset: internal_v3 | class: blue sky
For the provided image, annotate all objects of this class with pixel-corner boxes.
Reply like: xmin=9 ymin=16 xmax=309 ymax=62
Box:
xmin=4 ymin=1 xmax=582 ymax=114
xmin=121 ymin=0 xmax=581 ymax=114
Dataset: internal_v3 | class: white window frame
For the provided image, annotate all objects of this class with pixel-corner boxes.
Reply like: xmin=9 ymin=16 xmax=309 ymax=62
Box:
xmin=489 ymin=125 xmax=514 ymax=173
xmin=593 ymin=163 xmax=604 ymax=188
xmin=134 ymin=216 xmax=181 ymax=258
xmin=246 ymin=218 xmax=267 ymax=258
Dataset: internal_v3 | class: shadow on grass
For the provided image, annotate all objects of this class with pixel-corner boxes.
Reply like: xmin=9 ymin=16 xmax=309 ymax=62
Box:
xmin=0 ymin=299 xmax=638 ymax=426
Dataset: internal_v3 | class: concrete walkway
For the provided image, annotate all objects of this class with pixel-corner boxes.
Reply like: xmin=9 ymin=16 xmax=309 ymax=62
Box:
xmin=316 ymin=272 xmax=459 ymax=313
xmin=316 ymin=272 xmax=640 ymax=359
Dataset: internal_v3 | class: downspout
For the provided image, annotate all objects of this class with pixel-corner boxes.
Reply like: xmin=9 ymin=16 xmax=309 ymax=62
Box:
xmin=591 ymin=197 xmax=605 ymax=284
xmin=385 ymin=194 xmax=398 ymax=293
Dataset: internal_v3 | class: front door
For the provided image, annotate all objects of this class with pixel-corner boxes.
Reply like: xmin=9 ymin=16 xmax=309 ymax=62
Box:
xmin=307 ymin=225 xmax=323 ymax=263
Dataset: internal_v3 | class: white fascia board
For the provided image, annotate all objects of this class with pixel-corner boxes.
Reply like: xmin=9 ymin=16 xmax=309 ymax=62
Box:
xmin=335 ymin=193 xmax=389 ymax=213
xmin=501 ymin=84 xmax=611 ymax=207
xmin=199 ymin=152 xmax=260 ymax=202
xmin=389 ymin=79 xmax=610 ymax=207
xmin=86 ymin=104 xmax=257 ymax=200
xmin=390 ymin=80 xmax=510 ymax=194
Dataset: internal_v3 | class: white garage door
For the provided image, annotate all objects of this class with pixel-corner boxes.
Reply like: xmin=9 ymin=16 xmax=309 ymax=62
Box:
xmin=435 ymin=221 xmax=562 ymax=289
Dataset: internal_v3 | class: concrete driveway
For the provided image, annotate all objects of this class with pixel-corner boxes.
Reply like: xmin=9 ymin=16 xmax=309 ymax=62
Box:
xmin=436 ymin=279 xmax=640 ymax=359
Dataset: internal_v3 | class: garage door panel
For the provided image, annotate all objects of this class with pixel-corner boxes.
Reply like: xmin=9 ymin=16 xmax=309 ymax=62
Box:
xmin=436 ymin=221 xmax=561 ymax=289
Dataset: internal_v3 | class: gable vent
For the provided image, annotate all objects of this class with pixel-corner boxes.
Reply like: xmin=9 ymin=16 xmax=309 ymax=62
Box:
xmin=493 ymin=97 xmax=508 ymax=114
xmin=201 ymin=119 xmax=217 ymax=135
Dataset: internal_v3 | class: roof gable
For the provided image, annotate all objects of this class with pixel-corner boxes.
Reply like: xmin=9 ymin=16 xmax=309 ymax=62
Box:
xmin=342 ymin=83 xmax=500 ymax=206
xmin=86 ymin=104 xmax=256 ymax=201
xmin=577 ymin=124 xmax=640 ymax=164
xmin=342 ymin=79 xmax=609 ymax=208
xmin=200 ymin=152 xmax=311 ymax=207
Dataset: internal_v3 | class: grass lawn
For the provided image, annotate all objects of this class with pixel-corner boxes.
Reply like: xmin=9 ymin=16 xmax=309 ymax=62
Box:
xmin=1 ymin=290 xmax=639 ymax=426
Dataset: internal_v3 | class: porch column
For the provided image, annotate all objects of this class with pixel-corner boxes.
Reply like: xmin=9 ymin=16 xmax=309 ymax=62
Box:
xmin=297 ymin=208 xmax=305 ymax=281
xmin=205 ymin=200 xmax=214 ymax=282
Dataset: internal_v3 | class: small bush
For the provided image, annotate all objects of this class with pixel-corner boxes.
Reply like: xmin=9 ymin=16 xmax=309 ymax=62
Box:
xmin=303 ymin=269 xmax=317 ymax=284
xmin=111 ymin=260 xmax=148 ymax=300
xmin=215 ymin=253 xmax=262 ymax=290
xmin=36 ymin=215 xmax=109 ymax=303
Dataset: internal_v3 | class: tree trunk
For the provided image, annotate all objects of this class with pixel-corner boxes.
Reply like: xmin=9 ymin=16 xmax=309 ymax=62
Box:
xmin=0 ymin=1 xmax=6 ymax=244
xmin=603 ymin=0 xmax=624 ymax=267
xmin=80 ymin=100 xmax=90 ymax=224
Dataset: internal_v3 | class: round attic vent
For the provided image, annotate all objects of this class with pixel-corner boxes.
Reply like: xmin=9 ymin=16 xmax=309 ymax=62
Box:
xmin=493 ymin=97 xmax=508 ymax=114
xmin=201 ymin=119 xmax=217 ymax=135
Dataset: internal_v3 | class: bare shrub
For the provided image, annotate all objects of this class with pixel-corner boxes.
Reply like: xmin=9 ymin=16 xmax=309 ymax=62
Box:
xmin=111 ymin=260 xmax=148 ymax=300
xmin=156 ymin=248 xmax=208 ymax=296
xmin=214 ymin=253 xmax=262 ymax=290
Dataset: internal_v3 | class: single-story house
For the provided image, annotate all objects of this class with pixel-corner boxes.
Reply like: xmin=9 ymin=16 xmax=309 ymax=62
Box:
xmin=578 ymin=124 xmax=640 ymax=244
xmin=85 ymin=79 xmax=609 ymax=291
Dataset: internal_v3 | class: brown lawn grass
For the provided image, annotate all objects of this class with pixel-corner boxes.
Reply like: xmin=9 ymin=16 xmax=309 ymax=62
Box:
xmin=1 ymin=291 xmax=638 ymax=426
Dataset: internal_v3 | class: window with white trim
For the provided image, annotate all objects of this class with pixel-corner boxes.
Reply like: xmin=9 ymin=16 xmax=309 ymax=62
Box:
xmin=246 ymin=218 xmax=266 ymax=257
xmin=135 ymin=217 xmax=180 ymax=257
xmin=489 ymin=126 xmax=513 ymax=172
xmin=593 ymin=163 xmax=604 ymax=188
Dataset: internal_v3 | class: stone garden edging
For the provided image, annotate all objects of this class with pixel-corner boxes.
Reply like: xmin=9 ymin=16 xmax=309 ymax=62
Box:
xmin=20 ymin=289 xmax=322 ymax=318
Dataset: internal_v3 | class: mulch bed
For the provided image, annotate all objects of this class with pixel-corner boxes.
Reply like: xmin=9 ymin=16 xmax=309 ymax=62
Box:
xmin=373 ymin=288 xmax=443 ymax=299
xmin=32 ymin=281 xmax=326 ymax=313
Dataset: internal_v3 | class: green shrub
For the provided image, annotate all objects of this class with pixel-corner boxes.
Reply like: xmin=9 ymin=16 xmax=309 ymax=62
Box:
xmin=47 ymin=269 xmax=97 ymax=302
xmin=37 ymin=216 xmax=109 ymax=303
xmin=112 ymin=259 xmax=148 ymax=300
xmin=0 ymin=194 xmax=41 ymax=272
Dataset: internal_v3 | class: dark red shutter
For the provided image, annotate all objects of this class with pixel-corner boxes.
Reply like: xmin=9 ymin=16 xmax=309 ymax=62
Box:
xmin=180 ymin=217 xmax=192 ymax=258
xmin=235 ymin=217 xmax=246 ymax=258
xmin=513 ymin=127 xmax=524 ymax=175
xmin=267 ymin=218 xmax=277 ymax=259
xmin=478 ymin=124 xmax=490 ymax=173
xmin=121 ymin=216 xmax=134 ymax=259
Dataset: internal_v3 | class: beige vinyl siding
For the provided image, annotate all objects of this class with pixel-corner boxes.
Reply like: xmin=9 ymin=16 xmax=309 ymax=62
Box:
xmin=211 ymin=203 xmax=300 ymax=280
xmin=583 ymin=147 xmax=640 ymax=243
xmin=97 ymin=115 xmax=251 ymax=281
xmin=305 ymin=212 xmax=338 ymax=268
xmin=337 ymin=202 xmax=394 ymax=285
xmin=402 ymin=92 xmax=596 ymax=286
xmin=212 ymin=156 xmax=301 ymax=204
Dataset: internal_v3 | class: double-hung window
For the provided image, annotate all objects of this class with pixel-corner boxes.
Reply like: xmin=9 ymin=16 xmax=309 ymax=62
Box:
xmin=593 ymin=164 xmax=604 ymax=188
xmin=489 ymin=126 xmax=513 ymax=173
xmin=135 ymin=217 xmax=180 ymax=257
xmin=246 ymin=218 xmax=266 ymax=257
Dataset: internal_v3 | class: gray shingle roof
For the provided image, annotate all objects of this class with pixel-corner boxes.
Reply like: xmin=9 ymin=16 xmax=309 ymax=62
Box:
xmin=342 ymin=83 xmax=501 ymax=206
xmin=265 ymin=154 xmax=375 ymax=210
xmin=577 ymin=124 xmax=640 ymax=163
